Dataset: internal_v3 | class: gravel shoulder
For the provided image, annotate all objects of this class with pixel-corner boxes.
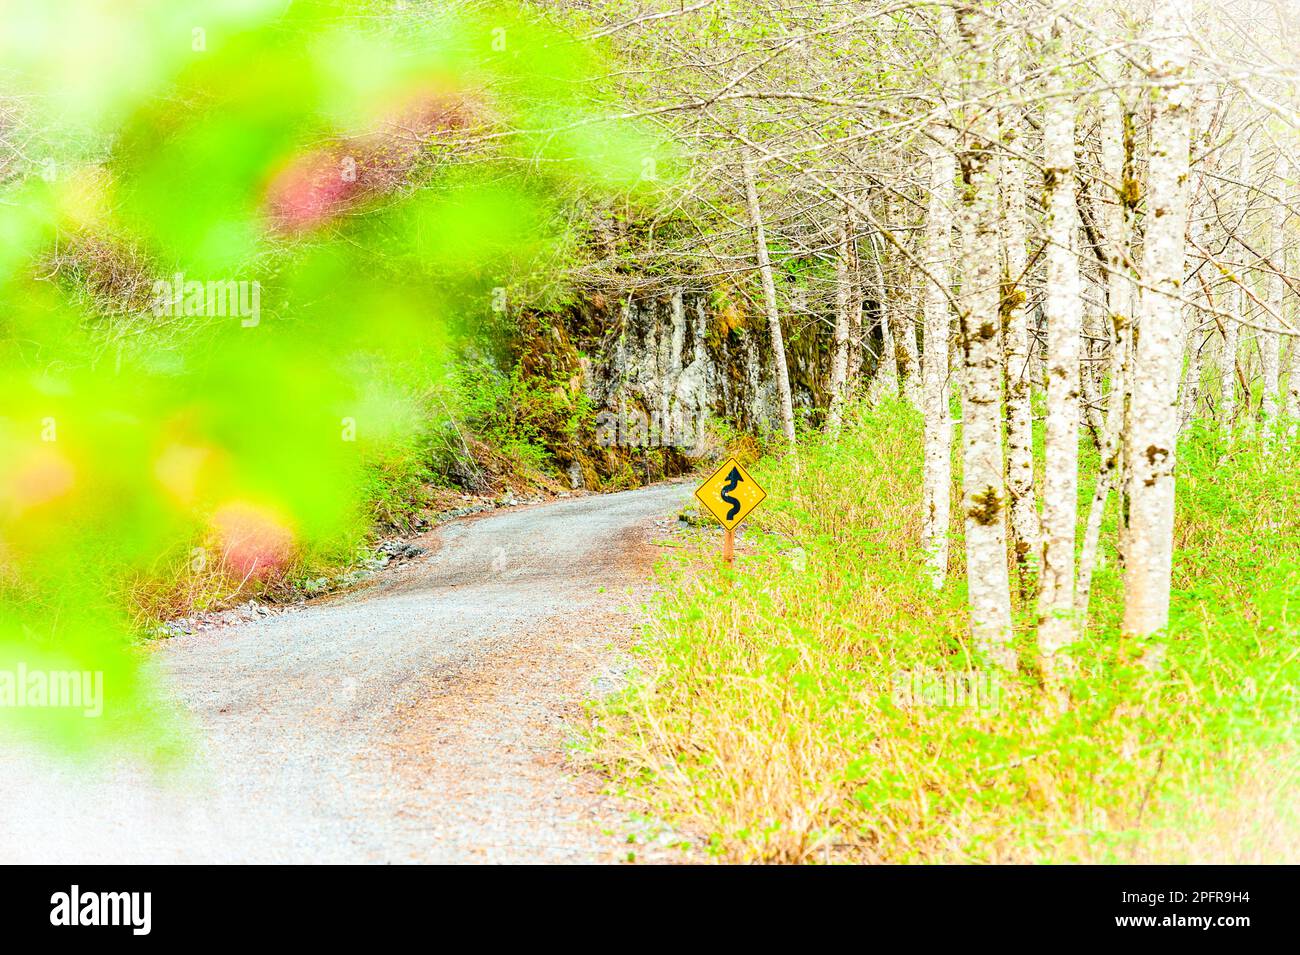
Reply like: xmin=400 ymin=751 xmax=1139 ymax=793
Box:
xmin=0 ymin=481 xmax=694 ymax=864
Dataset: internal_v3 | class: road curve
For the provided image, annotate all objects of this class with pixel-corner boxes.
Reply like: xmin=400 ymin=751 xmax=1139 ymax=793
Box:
xmin=0 ymin=481 xmax=692 ymax=863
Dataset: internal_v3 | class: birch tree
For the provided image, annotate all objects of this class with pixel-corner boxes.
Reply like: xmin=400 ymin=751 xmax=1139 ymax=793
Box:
xmin=847 ymin=217 xmax=866 ymax=385
xmin=921 ymin=132 xmax=956 ymax=589
xmin=1281 ymin=157 xmax=1299 ymax=431
xmin=1220 ymin=138 xmax=1254 ymax=430
xmin=1122 ymin=0 xmax=1193 ymax=640
xmin=827 ymin=206 xmax=853 ymax=435
xmin=741 ymin=138 xmax=798 ymax=446
xmin=956 ymin=0 xmax=1014 ymax=666
xmin=921 ymin=3 xmax=957 ymax=590
xmin=1000 ymin=47 xmax=1039 ymax=589
xmin=1037 ymin=19 xmax=1083 ymax=671
xmin=1177 ymin=92 xmax=1221 ymax=435
xmin=873 ymin=231 xmax=899 ymax=401
xmin=1262 ymin=151 xmax=1287 ymax=440
xmin=1077 ymin=68 xmax=1136 ymax=630
xmin=891 ymin=270 xmax=922 ymax=409
xmin=1286 ymin=248 xmax=1300 ymax=428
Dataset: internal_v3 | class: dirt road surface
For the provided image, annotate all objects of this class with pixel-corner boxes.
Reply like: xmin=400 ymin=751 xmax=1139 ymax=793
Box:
xmin=0 ymin=482 xmax=692 ymax=863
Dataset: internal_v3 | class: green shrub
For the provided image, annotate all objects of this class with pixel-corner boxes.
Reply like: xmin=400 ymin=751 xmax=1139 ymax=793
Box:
xmin=453 ymin=352 xmax=593 ymax=477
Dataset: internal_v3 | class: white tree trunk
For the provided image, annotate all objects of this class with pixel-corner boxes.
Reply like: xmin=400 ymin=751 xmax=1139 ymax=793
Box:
xmin=1221 ymin=279 xmax=1244 ymax=427
xmin=1287 ymin=337 xmax=1300 ymax=428
xmin=1279 ymin=153 xmax=1300 ymax=433
xmin=1178 ymin=303 xmax=1205 ymax=435
xmin=847 ymin=216 xmax=865 ymax=383
xmin=1286 ymin=253 xmax=1300 ymax=428
xmin=1221 ymin=283 xmax=1244 ymax=427
xmin=1220 ymin=139 xmax=1254 ymax=429
xmin=741 ymin=141 xmax=798 ymax=446
xmin=1081 ymin=306 xmax=1108 ymax=444
xmin=1037 ymin=23 xmax=1083 ymax=671
xmin=1076 ymin=79 xmax=1136 ymax=631
xmin=1000 ymin=54 xmax=1040 ymax=583
xmin=921 ymin=133 xmax=956 ymax=589
xmin=1263 ymin=152 xmax=1287 ymax=440
xmin=872 ymin=231 xmax=899 ymax=400
xmin=827 ymin=207 xmax=852 ymax=436
xmin=1177 ymin=93 xmax=1219 ymax=437
xmin=956 ymin=1 xmax=1014 ymax=666
xmin=1123 ymin=1 xmax=1193 ymax=639
xmin=893 ymin=308 xmax=922 ymax=410
xmin=883 ymin=193 xmax=921 ymax=409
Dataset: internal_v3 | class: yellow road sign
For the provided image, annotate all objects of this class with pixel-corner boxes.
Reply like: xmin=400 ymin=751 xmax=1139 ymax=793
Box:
xmin=695 ymin=457 xmax=766 ymax=530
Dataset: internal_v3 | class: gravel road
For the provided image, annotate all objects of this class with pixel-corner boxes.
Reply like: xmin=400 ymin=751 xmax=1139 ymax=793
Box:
xmin=0 ymin=481 xmax=693 ymax=863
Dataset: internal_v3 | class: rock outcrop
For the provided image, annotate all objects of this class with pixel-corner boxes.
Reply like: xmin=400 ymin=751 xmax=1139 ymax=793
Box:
xmin=583 ymin=290 xmax=784 ymax=458
xmin=507 ymin=286 xmax=881 ymax=489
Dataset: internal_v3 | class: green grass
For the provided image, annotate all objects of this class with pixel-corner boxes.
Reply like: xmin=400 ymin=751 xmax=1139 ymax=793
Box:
xmin=586 ymin=399 xmax=1300 ymax=863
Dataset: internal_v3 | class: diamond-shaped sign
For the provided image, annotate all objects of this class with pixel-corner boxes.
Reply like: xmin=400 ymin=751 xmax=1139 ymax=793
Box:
xmin=695 ymin=457 xmax=766 ymax=530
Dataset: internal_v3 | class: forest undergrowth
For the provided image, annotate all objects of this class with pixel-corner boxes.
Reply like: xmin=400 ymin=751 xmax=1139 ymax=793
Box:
xmin=586 ymin=399 xmax=1300 ymax=863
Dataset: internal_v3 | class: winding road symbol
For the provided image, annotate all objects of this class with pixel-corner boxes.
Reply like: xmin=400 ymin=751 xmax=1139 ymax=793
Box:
xmin=719 ymin=466 xmax=743 ymax=521
xmin=694 ymin=457 xmax=767 ymax=530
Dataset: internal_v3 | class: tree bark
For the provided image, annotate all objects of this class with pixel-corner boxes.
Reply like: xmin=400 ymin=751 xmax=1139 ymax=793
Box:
xmin=1221 ymin=139 xmax=1254 ymax=430
xmin=956 ymin=0 xmax=1014 ymax=667
xmin=1076 ymin=77 xmax=1136 ymax=632
xmin=1263 ymin=152 xmax=1287 ymax=440
xmin=1037 ymin=21 xmax=1083 ymax=672
xmin=1177 ymin=93 xmax=1218 ymax=437
xmin=1286 ymin=244 xmax=1300 ymax=428
xmin=1081 ymin=304 xmax=1108 ymax=446
xmin=1123 ymin=0 xmax=1193 ymax=640
xmin=1178 ymin=304 xmax=1207 ymax=436
xmin=827 ymin=206 xmax=853 ymax=435
xmin=1000 ymin=50 xmax=1040 ymax=591
xmin=741 ymin=138 xmax=798 ymax=446
xmin=891 ymin=256 xmax=922 ymax=410
xmin=872 ymin=230 xmax=899 ymax=400
xmin=847 ymin=214 xmax=865 ymax=384
xmin=921 ymin=132 xmax=956 ymax=589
